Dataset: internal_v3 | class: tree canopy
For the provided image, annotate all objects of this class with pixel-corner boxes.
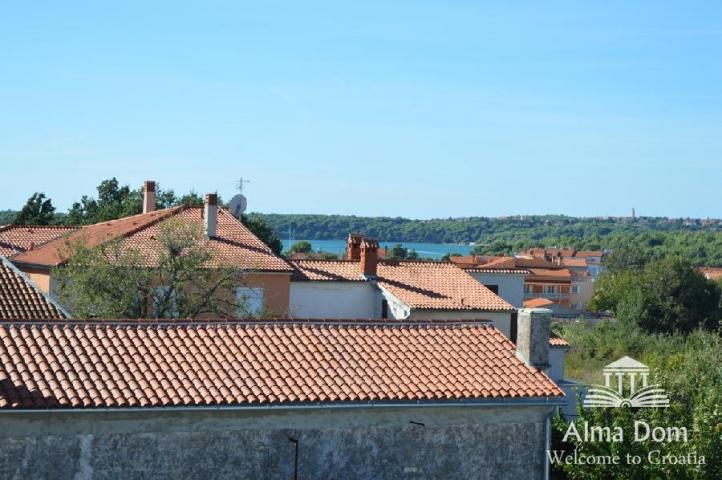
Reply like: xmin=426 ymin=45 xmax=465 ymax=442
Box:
xmin=13 ymin=193 xmax=56 ymax=225
xmin=55 ymin=219 xmax=248 ymax=319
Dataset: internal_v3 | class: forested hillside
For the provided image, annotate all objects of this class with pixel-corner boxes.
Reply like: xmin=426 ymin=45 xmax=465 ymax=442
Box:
xmin=256 ymin=213 xmax=722 ymax=266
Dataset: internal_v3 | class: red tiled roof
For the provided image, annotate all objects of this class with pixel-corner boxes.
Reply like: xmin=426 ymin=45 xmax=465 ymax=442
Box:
xmin=466 ymin=267 xmax=530 ymax=274
xmin=523 ymin=298 xmax=555 ymax=308
xmin=549 ymin=333 xmax=569 ymax=347
xmin=291 ymin=260 xmax=365 ymax=281
xmin=561 ymin=258 xmax=587 ymax=268
xmin=11 ymin=207 xmax=291 ymax=272
xmin=575 ymin=250 xmax=603 ymax=258
xmin=377 ymin=262 xmax=513 ymax=311
xmin=291 ymin=260 xmax=514 ymax=311
xmin=700 ymin=267 xmax=722 ymax=281
xmin=0 ymin=319 xmax=562 ymax=409
xmin=0 ymin=225 xmax=77 ymax=258
xmin=0 ymin=258 xmax=67 ymax=320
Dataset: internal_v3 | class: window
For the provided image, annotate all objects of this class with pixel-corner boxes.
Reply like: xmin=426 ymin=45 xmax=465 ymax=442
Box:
xmin=484 ymin=284 xmax=499 ymax=295
xmin=571 ymin=285 xmax=579 ymax=294
xmin=381 ymin=299 xmax=389 ymax=319
xmin=236 ymin=287 xmax=264 ymax=317
xmin=544 ymin=285 xmax=556 ymax=294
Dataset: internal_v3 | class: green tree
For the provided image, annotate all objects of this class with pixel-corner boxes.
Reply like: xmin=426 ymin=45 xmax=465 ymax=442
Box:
xmin=388 ymin=243 xmax=408 ymax=260
xmin=55 ymin=219 xmax=246 ymax=319
xmin=66 ymin=177 xmax=142 ymax=224
xmin=552 ymin=322 xmax=722 ymax=479
xmin=591 ymin=257 xmax=721 ymax=334
xmin=14 ymin=193 xmax=56 ymax=225
xmin=241 ymin=213 xmax=283 ymax=256
xmin=286 ymin=240 xmax=313 ymax=255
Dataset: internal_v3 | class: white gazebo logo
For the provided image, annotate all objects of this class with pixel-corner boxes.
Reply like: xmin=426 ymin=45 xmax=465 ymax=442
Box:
xmin=583 ymin=356 xmax=670 ymax=408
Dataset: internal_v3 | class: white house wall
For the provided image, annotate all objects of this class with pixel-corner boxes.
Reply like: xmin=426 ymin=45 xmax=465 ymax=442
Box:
xmin=468 ymin=272 xmax=526 ymax=308
xmin=407 ymin=310 xmax=513 ymax=338
xmin=290 ymin=282 xmax=381 ymax=318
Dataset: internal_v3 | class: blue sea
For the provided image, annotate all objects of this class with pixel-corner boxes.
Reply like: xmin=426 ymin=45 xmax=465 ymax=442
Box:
xmin=281 ymin=239 xmax=473 ymax=260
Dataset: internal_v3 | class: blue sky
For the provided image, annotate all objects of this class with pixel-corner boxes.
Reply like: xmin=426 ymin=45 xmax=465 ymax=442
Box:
xmin=1 ymin=1 xmax=721 ymax=219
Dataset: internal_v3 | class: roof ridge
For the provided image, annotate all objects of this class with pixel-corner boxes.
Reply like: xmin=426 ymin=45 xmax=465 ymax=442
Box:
xmin=0 ymin=317 xmax=497 ymax=328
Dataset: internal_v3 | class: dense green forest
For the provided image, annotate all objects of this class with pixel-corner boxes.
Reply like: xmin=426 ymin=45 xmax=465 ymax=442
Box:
xmin=257 ymin=213 xmax=722 ymax=266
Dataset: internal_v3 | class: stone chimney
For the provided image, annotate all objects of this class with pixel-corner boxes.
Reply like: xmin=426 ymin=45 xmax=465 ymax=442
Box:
xmin=360 ymin=238 xmax=379 ymax=278
xmin=143 ymin=180 xmax=156 ymax=213
xmin=347 ymin=233 xmax=362 ymax=261
xmin=204 ymin=193 xmax=218 ymax=238
xmin=516 ymin=308 xmax=551 ymax=369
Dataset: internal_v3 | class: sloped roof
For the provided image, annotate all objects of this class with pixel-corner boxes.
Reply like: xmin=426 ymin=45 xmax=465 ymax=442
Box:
xmin=561 ymin=258 xmax=588 ymax=268
xmin=377 ymin=262 xmax=513 ymax=311
xmin=290 ymin=260 xmax=514 ymax=311
xmin=0 ymin=225 xmax=77 ymax=258
xmin=0 ymin=258 xmax=68 ymax=320
xmin=549 ymin=332 xmax=569 ymax=347
xmin=0 ymin=319 xmax=563 ymax=409
xmin=526 ymin=268 xmax=573 ymax=283
xmin=11 ymin=207 xmax=291 ymax=273
xmin=575 ymin=250 xmax=603 ymax=258
xmin=291 ymin=260 xmax=365 ymax=281
xmin=523 ymin=298 xmax=555 ymax=308
xmin=700 ymin=267 xmax=722 ymax=281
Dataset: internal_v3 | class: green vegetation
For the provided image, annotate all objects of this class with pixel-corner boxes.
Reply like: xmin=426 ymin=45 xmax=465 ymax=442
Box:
xmin=590 ymin=254 xmax=721 ymax=334
xmin=13 ymin=193 xmax=56 ymax=225
xmin=56 ymin=218 xmax=248 ymax=319
xmin=552 ymin=247 xmax=721 ymax=478
xmin=286 ymin=240 xmax=313 ymax=255
xmin=254 ymin=214 xmax=722 ymax=266
xmin=4 ymin=178 xmax=283 ymax=255
xmin=386 ymin=243 xmax=420 ymax=260
xmin=552 ymin=321 xmax=721 ymax=479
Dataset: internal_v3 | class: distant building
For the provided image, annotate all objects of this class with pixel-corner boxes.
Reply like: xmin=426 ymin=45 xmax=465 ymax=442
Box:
xmin=290 ymin=235 xmax=515 ymax=336
xmin=700 ymin=267 xmax=722 ymax=282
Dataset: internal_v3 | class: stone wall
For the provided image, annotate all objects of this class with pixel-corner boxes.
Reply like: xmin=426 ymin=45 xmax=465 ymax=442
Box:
xmin=0 ymin=404 xmax=552 ymax=480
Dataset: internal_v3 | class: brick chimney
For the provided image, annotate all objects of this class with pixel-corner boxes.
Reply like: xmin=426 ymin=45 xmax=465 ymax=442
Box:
xmin=204 ymin=193 xmax=218 ymax=238
xmin=516 ymin=308 xmax=551 ymax=369
xmin=143 ymin=181 xmax=156 ymax=213
xmin=360 ymin=238 xmax=379 ymax=278
xmin=347 ymin=233 xmax=362 ymax=261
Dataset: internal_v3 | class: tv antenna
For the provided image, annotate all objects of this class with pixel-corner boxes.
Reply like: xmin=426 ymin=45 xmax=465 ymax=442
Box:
xmin=228 ymin=177 xmax=250 ymax=219
xmin=237 ymin=177 xmax=250 ymax=194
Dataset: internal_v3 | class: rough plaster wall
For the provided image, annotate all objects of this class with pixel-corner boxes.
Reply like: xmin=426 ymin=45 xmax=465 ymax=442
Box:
xmin=469 ymin=273 xmax=526 ymax=308
xmin=289 ymin=282 xmax=380 ymax=319
xmin=0 ymin=410 xmax=547 ymax=480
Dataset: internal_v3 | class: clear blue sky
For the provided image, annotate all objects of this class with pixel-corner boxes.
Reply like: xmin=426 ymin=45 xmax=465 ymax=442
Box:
xmin=1 ymin=1 xmax=721 ymax=219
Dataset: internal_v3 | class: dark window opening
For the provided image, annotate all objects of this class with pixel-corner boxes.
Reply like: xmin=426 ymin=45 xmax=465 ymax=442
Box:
xmin=381 ymin=299 xmax=389 ymax=319
xmin=484 ymin=284 xmax=499 ymax=295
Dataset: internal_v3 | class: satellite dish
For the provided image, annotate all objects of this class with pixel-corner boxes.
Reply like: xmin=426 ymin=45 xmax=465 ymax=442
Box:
xmin=228 ymin=194 xmax=247 ymax=218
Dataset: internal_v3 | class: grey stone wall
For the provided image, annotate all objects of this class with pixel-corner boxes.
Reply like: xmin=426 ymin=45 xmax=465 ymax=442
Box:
xmin=0 ymin=405 xmax=551 ymax=480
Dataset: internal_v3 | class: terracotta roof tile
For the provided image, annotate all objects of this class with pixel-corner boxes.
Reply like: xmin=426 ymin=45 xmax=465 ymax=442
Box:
xmin=0 ymin=319 xmax=562 ymax=409
xmin=11 ymin=207 xmax=291 ymax=272
xmin=700 ymin=267 xmax=722 ymax=281
xmin=377 ymin=262 xmax=513 ymax=311
xmin=291 ymin=260 xmax=514 ymax=311
xmin=549 ymin=333 xmax=569 ymax=347
xmin=523 ymin=298 xmax=555 ymax=309
xmin=0 ymin=225 xmax=77 ymax=258
xmin=0 ymin=258 xmax=68 ymax=320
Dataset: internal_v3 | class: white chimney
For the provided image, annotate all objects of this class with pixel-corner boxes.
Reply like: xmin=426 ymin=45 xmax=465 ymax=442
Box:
xmin=143 ymin=180 xmax=156 ymax=213
xmin=516 ymin=308 xmax=551 ymax=369
xmin=204 ymin=193 xmax=218 ymax=238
